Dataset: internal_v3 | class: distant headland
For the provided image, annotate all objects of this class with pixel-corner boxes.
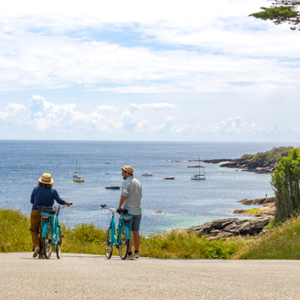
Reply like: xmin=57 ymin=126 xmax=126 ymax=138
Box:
xmin=204 ymin=146 xmax=296 ymax=174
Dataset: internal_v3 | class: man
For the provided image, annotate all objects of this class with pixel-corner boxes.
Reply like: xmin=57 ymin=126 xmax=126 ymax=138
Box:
xmin=118 ymin=165 xmax=142 ymax=260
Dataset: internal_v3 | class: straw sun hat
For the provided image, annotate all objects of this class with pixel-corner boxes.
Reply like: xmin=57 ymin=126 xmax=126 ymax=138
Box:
xmin=39 ymin=173 xmax=54 ymax=185
xmin=121 ymin=165 xmax=134 ymax=175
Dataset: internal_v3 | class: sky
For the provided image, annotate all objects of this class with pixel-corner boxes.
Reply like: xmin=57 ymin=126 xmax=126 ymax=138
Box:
xmin=0 ymin=0 xmax=299 ymax=142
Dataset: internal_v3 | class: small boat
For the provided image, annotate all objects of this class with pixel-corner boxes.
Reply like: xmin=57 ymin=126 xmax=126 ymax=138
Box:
xmin=73 ymin=160 xmax=79 ymax=177
xmin=106 ymin=172 xmax=110 ymax=175
xmin=164 ymin=177 xmax=175 ymax=180
xmin=104 ymin=161 xmax=110 ymax=164
xmin=74 ymin=164 xmax=84 ymax=182
xmin=105 ymin=184 xmax=121 ymax=190
xmin=142 ymin=171 xmax=153 ymax=176
xmin=74 ymin=178 xmax=84 ymax=183
xmin=191 ymin=158 xmax=206 ymax=180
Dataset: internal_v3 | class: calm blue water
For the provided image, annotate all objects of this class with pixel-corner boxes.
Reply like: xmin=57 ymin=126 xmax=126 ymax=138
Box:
xmin=1 ymin=141 xmax=299 ymax=233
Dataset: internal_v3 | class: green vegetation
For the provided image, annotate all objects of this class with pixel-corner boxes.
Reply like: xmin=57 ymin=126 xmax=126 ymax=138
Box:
xmin=0 ymin=208 xmax=247 ymax=259
xmin=235 ymin=215 xmax=300 ymax=259
xmin=240 ymin=146 xmax=295 ymax=170
xmin=245 ymin=208 xmax=261 ymax=215
xmin=2 ymin=207 xmax=300 ymax=260
xmin=0 ymin=208 xmax=32 ymax=252
xmin=249 ymin=1 xmax=300 ymax=30
xmin=271 ymin=149 xmax=300 ymax=223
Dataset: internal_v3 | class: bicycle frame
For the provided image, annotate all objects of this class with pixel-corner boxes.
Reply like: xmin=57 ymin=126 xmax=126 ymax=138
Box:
xmin=40 ymin=206 xmax=62 ymax=250
xmin=103 ymin=207 xmax=132 ymax=248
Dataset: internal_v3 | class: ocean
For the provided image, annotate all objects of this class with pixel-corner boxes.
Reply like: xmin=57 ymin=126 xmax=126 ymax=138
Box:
xmin=1 ymin=140 xmax=299 ymax=233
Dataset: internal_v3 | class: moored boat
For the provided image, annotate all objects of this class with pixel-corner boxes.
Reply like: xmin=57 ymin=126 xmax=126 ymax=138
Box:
xmin=74 ymin=164 xmax=84 ymax=182
xmin=164 ymin=177 xmax=175 ymax=180
xmin=142 ymin=171 xmax=153 ymax=176
xmin=105 ymin=184 xmax=121 ymax=189
xmin=73 ymin=160 xmax=79 ymax=177
xmin=74 ymin=178 xmax=84 ymax=183
xmin=191 ymin=158 xmax=206 ymax=180
xmin=104 ymin=161 xmax=110 ymax=164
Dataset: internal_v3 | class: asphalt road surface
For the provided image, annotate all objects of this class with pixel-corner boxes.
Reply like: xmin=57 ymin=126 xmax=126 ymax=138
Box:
xmin=0 ymin=252 xmax=300 ymax=299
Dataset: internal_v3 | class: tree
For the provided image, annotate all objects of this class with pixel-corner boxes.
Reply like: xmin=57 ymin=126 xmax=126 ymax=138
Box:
xmin=271 ymin=149 xmax=300 ymax=223
xmin=249 ymin=1 xmax=300 ymax=30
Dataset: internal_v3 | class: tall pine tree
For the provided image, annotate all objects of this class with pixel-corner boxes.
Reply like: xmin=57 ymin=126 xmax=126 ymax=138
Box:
xmin=271 ymin=149 xmax=300 ymax=223
xmin=250 ymin=1 xmax=300 ymax=30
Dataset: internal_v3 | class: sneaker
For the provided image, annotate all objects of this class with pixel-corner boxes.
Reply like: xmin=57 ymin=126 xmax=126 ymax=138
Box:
xmin=126 ymin=253 xmax=134 ymax=260
xmin=134 ymin=252 xmax=139 ymax=259
xmin=38 ymin=254 xmax=45 ymax=259
xmin=33 ymin=247 xmax=40 ymax=258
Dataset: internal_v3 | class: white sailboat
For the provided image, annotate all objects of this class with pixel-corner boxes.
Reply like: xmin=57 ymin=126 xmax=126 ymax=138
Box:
xmin=142 ymin=171 xmax=153 ymax=176
xmin=191 ymin=158 xmax=206 ymax=180
xmin=73 ymin=160 xmax=79 ymax=178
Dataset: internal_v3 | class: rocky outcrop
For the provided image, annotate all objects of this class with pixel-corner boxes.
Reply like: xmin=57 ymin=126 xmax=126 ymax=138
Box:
xmin=173 ymin=217 xmax=270 ymax=239
xmin=234 ymin=197 xmax=276 ymax=217
xmin=237 ymin=197 xmax=276 ymax=205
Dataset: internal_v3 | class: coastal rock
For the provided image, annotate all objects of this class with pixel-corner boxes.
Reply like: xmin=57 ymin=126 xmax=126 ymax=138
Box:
xmin=217 ymin=232 xmax=233 ymax=238
xmin=183 ymin=217 xmax=271 ymax=239
xmin=186 ymin=226 xmax=203 ymax=233
xmin=210 ymin=229 xmax=220 ymax=235
xmin=234 ymin=197 xmax=276 ymax=217
xmin=236 ymin=219 xmax=249 ymax=224
xmin=237 ymin=197 xmax=276 ymax=206
xmin=238 ymin=222 xmax=251 ymax=235
xmin=233 ymin=209 xmax=247 ymax=215
xmin=250 ymin=219 xmax=270 ymax=234
xmin=223 ymin=222 xmax=239 ymax=234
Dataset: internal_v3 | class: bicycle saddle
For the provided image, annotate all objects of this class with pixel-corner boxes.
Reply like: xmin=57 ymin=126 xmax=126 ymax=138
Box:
xmin=116 ymin=208 xmax=128 ymax=215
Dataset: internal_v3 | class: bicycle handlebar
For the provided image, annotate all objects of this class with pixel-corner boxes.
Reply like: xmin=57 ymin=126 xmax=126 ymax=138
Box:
xmin=100 ymin=204 xmax=128 ymax=215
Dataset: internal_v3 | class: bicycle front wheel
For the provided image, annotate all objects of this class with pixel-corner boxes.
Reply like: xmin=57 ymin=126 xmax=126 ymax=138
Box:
xmin=43 ymin=227 xmax=52 ymax=259
xmin=56 ymin=230 xmax=62 ymax=259
xmin=105 ymin=229 xmax=113 ymax=259
xmin=118 ymin=226 xmax=129 ymax=260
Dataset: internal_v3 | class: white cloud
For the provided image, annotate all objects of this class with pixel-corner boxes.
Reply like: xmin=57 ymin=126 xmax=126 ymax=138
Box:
xmin=0 ymin=0 xmax=299 ymax=96
xmin=130 ymin=103 xmax=178 ymax=113
xmin=0 ymin=103 xmax=27 ymax=126
xmin=0 ymin=97 xmax=296 ymax=138
xmin=207 ymin=116 xmax=268 ymax=135
xmin=97 ymin=105 xmax=117 ymax=112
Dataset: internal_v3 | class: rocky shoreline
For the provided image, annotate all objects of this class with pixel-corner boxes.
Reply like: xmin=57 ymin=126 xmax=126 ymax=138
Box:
xmin=203 ymin=158 xmax=275 ymax=174
xmin=173 ymin=197 xmax=276 ymax=240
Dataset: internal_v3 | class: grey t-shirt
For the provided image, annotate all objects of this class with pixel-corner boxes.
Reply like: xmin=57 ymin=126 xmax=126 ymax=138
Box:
xmin=121 ymin=176 xmax=142 ymax=215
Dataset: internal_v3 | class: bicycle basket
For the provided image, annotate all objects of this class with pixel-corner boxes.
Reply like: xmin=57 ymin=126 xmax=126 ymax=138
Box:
xmin=37 ymin=206 xmax=56 ymax=214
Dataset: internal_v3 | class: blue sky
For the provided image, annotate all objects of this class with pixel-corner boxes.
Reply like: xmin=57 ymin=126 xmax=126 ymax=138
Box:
xmin=0 ymin=0 xmax=300 ymax=142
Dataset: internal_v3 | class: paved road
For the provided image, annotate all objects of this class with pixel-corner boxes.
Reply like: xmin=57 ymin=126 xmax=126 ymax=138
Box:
xmin=0 ymin=253 xmax=300 ymax=299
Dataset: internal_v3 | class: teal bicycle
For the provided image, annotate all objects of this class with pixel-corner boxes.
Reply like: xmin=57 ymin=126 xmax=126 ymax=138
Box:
xmin=38 ymin=205 xmax=65 ymax=259
xmin=100 ymin=204 xmax=132 ymax=260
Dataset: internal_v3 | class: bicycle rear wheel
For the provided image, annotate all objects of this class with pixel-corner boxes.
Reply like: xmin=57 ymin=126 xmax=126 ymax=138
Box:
xmin=118 ymin=226 xmax=129 ymax=260
xmin=43 ymin=227 xmax=52 ymax=259
xmin=105 ymin=229 xmax=113 ymax=259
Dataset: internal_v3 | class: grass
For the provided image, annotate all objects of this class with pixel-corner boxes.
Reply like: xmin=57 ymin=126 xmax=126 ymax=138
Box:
xmin=2 ymin=208 xmax=300 ymax=260
xmin=234 ymin=216 xmax=300 ymax=259
xmin=0 ymin=208 xmax=32 ymax=252
xmin=0 ymin=208 xmax=246 ymax=259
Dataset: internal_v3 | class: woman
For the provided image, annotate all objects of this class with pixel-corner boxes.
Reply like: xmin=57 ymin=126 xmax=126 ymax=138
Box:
xmin=30 ymin=173 xmax=72 ymax=259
